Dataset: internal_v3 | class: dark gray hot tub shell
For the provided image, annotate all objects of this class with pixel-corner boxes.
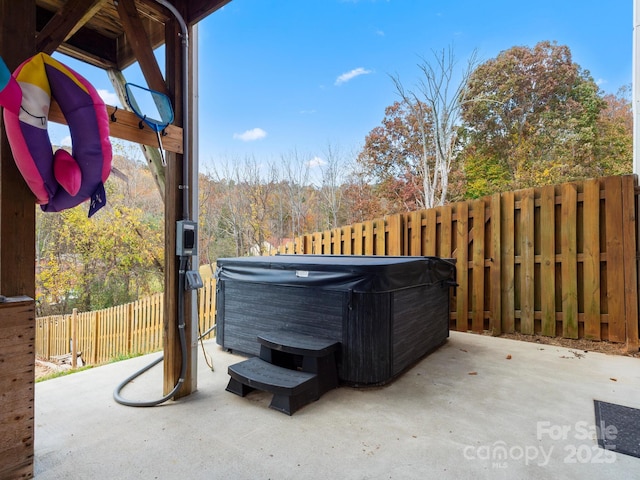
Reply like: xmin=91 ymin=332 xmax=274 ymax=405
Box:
xmin=215 ymin=255 xmax=456 ymax=386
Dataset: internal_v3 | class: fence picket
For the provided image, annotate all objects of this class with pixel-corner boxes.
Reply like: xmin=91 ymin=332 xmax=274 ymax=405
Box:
xmin=583 ymin=179 xmax=601 ymax=339
xmin=621 ymin=175 xmax=639 ymax=352
xmin=490 ymin=193 xmax=502 ymax=335
xmin=440 ymin=205 xmax=452 ymax=259
xmin=387 ymin=215 xmax=402 ymax=255
xmin=425 ymin=209 xmax=437 ymax=257
xmin=455 ymin=201 xmax=469 ymax=331
xmin=604 ymin=176 xmax=626 ymax=342
xmin=410 ymin=211 xmax=422 ymax=256
xmin=540 ymin=185 xmax=557 ymax=337
xmin=342 ymin=226 xmax=353 ymax=255
xmin=472 ymin=199 xmax=485 ymax=332
xmin=520 ymin=189 xmax=535 ymax=335
xmin=501 ymin=191 xmax=516 ymax=333
xmin=364 ymin=221 xmax=374 ymax=254
xmin=561 ymin=183 xmax=578 ymax=339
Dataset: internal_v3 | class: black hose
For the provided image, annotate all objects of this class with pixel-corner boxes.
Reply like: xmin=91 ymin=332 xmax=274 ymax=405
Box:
xmin=113 ymin=257 xmax=188 ymax=407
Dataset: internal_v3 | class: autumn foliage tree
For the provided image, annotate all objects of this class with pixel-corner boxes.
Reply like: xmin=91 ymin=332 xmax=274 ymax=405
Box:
xmin=357 ymin=101 xmax=430 ymax=214
xmin=595 ymin=85 xmax=633 ymax=176
xmin=36 ymin=146 xmax=164 ymax=315
xmin=460 ymin=41 xmax=619 ymax=194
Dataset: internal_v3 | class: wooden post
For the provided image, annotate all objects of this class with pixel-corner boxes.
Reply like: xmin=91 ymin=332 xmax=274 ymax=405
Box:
xmin=472 ymin=199 xmax=485 ymax=333
xmin=490 ymin=193 xmax=502 ymax=335
xmin=456 ymin=202 xmax=469 ymax=331
xmin=0 ymin=297 xmax=35 ymax=480
xmin=621 ymin=175 xmax=639 ymax=352
xmin=163 ymin=15 xmax=196 ymax=398
xmin=561 ymin=183 xmax=578 ymax=339
xmin=71 ymin=308 xmax=78 ymax=368
xmin=0 ymin=0 xmax=36 ymax=300
xmin=520 ymin=190 xmax=535 ymax=335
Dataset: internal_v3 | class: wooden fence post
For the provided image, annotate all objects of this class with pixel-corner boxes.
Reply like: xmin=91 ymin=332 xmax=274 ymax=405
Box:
xmin=353 ymin=223 xmax=363 ymax=255
xmin=46 ymin=318 xmax=51 ymax=360
xmin=472 ymin=199 xmax=485 ymax=332
xmin=91 ymin=311 xmax=99 ymax=365
xmin=540 ymin=185 xmax=557 ymax=337
xmin=456 ymin=201 xmax=469 ymax=331
xmin=501 ymin=191 xmax=515 ymax=333
xmin=71 ymin=308 xmax=78 ymax=368
xmin=387 ymin=215 xmax=402 ymax=255
xmin=604 ymin=176 xmax=626 ymax=342
xmin=490 ymin=193 xmax=502 ymax=335
xmin=561 ymin=183 xmax=578 ymax=339
xmin=126 ymin=302 xmax=133 ymax=357
xmin=582 ymin=179 xmax=601 ymax=340
xmin=520 ymin=189 xmax=535 ymax=335
xmin=621 ymin=175 xmax=639 ymax=352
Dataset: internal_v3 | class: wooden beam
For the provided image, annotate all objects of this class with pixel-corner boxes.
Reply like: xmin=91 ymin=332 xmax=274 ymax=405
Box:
xmin=48 ymin=100 xmax=183 ymax=154
xmin=0 ymin=0 xmax=36 ymax=300
xmin=36 ymin=6 xmax=119 ymax=68
xmin=116 ymin=0 xmax=169 ymax=95
xmin=36 ymin=0 xmax=109 ymax=54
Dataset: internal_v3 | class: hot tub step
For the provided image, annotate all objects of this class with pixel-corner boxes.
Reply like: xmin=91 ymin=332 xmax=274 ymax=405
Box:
xmin=258 ymin=330 xmax=339 ymax=357
xmin=226 ymin=357 xmax=318 ymax=415
xmin=258 ymin=330 xmax=340 ymax=395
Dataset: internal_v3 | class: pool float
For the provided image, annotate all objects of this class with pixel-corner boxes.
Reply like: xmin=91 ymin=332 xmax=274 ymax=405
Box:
xmin=0 ymin=53 xmax=111 ymax=216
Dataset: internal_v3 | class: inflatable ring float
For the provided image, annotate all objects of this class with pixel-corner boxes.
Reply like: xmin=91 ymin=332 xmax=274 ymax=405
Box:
xmin=0 ymin=53 xmax=112 ymax=216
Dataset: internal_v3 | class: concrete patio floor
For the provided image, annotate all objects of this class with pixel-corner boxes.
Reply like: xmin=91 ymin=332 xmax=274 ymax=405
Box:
xmin=34 ymin=331 xmax=639 ymax=479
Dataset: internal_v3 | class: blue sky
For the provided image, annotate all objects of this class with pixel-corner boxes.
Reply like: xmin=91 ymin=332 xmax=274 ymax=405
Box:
xmin=51 ymin=0 xmax=633 ymax=171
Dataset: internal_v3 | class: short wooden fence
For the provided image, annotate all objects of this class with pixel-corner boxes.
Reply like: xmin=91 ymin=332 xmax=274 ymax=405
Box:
xmin=36 ymin=278 xmax=216 ymax=364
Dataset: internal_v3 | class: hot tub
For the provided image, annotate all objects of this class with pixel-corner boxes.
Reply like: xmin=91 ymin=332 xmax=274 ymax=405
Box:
xmin=215 ymin=255 xmax=456 ymax=386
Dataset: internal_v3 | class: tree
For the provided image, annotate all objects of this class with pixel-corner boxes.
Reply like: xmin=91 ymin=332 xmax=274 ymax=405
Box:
xmin=594 ymin=85 xmax=633 ymax=176
xmin=460 ymin=41 xmax=608 ymax=191
xmin=36 ymin=146 xmax=165 ymax=315
xmin=341 ymin=162 xmax=384 ymax=225
xmin=317 ymin=143 xmax=349 ymax=230
xmin=280 ymin=150 xmax=316 ymax=238
xmin=390 ymin=47 xmax=478 ymax=207
xmin=358 ymin=47 xmax=477 ymax=211
xmin=357 ymin=100 xmax=431 ymax=213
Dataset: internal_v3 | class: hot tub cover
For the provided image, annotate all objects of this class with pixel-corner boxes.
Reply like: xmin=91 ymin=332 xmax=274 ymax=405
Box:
xmin=215 ymin=255 xmax=456 ymax=293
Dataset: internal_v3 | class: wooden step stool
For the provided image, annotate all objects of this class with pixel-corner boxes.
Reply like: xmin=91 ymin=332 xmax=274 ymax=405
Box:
xmin=226 ymin=330 xmax=340 ymax=415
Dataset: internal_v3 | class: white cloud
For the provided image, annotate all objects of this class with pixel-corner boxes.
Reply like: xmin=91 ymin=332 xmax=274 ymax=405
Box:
xmin=596 ymin=78 xmax=606 ymax=86
xmin=97 ymin=89 xmax=121 ymax=106
xmin=233 ymin=128 xmax=267 ymax=141
xmin=307 ymin=156 xmax=326 ymax=168
xmin=335 ymin=67 xmax=372 ymax=86
xmin=61 ymin=135 xmax=72 ymax=147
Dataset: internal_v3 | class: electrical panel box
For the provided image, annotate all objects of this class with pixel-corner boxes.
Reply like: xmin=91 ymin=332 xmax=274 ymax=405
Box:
xmin=176 ymin=220 xmax=198 ymax=256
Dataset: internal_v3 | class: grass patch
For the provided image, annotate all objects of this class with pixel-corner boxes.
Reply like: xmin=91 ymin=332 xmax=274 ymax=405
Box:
xmin=108 ymin=352 xmax=149 ymax=363
xmin=36 ymin=352 xmax=153 ymax=382
xmin=36 ymin=365 xmax=94 ymax=383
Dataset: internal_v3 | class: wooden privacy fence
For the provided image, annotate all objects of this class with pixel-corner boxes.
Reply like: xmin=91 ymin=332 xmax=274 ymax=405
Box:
xmin=278 ymin=175 xmax=640 ymax=350
xmin=36 ymin=278 xmax=217 ymax=364
xmin=36 ymin=175 xmax=640 ymax=363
